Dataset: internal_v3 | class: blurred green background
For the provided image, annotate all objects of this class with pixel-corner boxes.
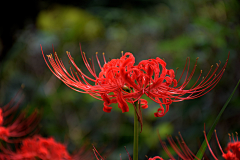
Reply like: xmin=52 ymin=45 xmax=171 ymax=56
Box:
xmin=0 ymin=0 xmax=240 ymax=159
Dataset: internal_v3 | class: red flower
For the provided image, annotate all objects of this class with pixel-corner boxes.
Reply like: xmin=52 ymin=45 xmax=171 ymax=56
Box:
xmin=41 ymin=45 xmax=229 ymax=117
xmin=0 ymin=135 xmax=71 ymax=160
xmin=0 ymin=90 xmax=91 ymax=159
xmin=0 ymin=135 xmax=93 ymax=160
xmin=16 ymin=135 xmax=72 ymax=160
xmin=0 ymin=91 xmax=40 ymax=143
xmin=204 ymin=130 xmax=240 ymax=160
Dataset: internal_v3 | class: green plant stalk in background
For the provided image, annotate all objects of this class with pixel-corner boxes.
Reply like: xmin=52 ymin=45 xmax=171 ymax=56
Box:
xmin=194 ymin=80 xmax=240 ymax=160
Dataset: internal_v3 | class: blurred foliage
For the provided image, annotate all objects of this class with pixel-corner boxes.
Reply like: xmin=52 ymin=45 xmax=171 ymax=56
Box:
xmin=0 ymin=0 xmax=240 ymax=159
xmin=37 ymin=6 xmax=104 ymax=42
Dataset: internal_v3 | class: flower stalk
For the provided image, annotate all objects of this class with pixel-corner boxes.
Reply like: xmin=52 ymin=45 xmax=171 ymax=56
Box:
xmin=133 ymin=101 xmax=139 ymax=160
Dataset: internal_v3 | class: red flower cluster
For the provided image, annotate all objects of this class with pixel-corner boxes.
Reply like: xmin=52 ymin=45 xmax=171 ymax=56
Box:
xmin=42 ymin=45 xmax=228 ymax=117
xmin=0 ymin=93 xmax=39 ymax=143
xmin=204 ymin=130 xmax=240 ymax=160
xmin=0 ymin=135 xmax=92 ymax=160
xmin=14 ymin=136 xmax=71 ymax=160
xmin=0 ymin=92 xmax=91 ymax=160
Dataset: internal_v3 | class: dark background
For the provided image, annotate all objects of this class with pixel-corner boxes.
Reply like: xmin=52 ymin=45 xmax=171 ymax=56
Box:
xmin=0 ymin=0 xmax=240 ymax=159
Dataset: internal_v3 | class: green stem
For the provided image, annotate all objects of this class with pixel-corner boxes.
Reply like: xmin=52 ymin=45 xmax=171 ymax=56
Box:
xmin=133 ymin=101 xmax=139 ymax=160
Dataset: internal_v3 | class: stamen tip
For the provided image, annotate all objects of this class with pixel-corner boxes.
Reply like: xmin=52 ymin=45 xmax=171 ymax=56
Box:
xmin=196 ymin=57 xmax=199 ymax=60
xmin=96 ymin=52 xmax=98 ymax=54
xmin=47 ymin=54 xmax=53 ymax=58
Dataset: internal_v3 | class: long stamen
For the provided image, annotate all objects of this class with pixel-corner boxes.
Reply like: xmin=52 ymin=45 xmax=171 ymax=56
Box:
xmin=236 ymin=132 xmax=238 ymax=141
xmin=96 ymin=52 xmax=103 ymax=70
xmin=178 ymin=132 xmax=200 ymax=160
xmin=203 ymin=130 xmax=218 ymax=160
xmin=177 ymin=57 xmax=189 ymax=84
xmin=158 ymin=133 xmax=176 ymax=160
xmin=232 ymin=133 xmax=235 ymax=142
xmin=175 ymin=136 xmax=191 ymax=159
xmin=180 ymin=57 xmax=199 ymax=89
xmin=228 ymin=133 xmax=231 ymax=142
xmin=124 ymin=146 xmax=132 ymax=160
xmin=167 ymin=135 xmax=187 ymax=159
xmin=214 ymin=130 xmax=224 ymax=154
xmin=102 ymin=52 xmax=107 ymax=64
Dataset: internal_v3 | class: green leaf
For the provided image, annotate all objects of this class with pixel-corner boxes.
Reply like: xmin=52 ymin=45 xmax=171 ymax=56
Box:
xmin=194 ymin=80 xmax=240 ymax=160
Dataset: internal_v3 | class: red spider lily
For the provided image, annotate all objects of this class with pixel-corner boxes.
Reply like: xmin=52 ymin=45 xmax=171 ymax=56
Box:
xmin=0 ymin=135 xmax=69 ymax=160
xmin=17 ymin=135 xmax=72 ymax=160
xmin=204 ymin=130 xmax=240 ymax=160
xmin=93 ymin=146 xmax=132 ymax=160
xmin=0 ymin=91 xmax=91 ymax=159
xmin=0 ymin=91 xmax=40 ymax=143
xmin=0 ymin=135 xmax=92 ymax=160
xmin=158 ymin=132 xmax=201 ymax=160
xmin=41 ymin=45 xmax=229 ymax=117
xmin=0 ymin=132 xmax=92 ymax=160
